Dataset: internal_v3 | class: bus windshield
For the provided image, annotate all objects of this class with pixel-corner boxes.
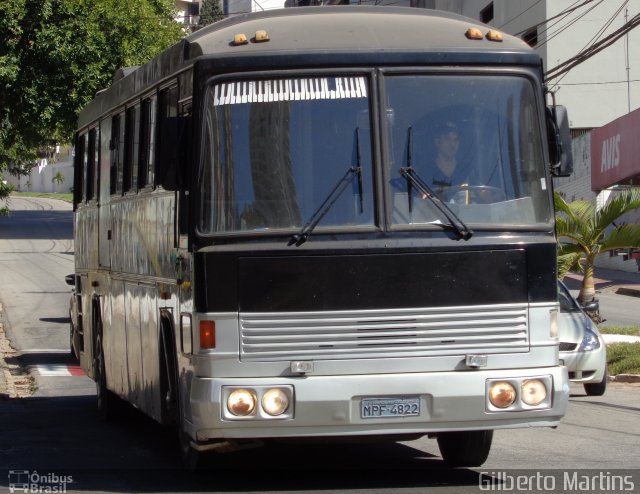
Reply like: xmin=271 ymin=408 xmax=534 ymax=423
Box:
xmin=386 ymin=74 xmax=552 ymax=228
xmin=198 ymin=76 xmax=375 ymax=235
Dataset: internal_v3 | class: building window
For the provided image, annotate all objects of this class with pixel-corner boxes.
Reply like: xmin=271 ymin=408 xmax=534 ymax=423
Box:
xmin=522 ymin=27 xmax=538 ymax=47
xmin=480 ymin=2 xmax=494 ymax=24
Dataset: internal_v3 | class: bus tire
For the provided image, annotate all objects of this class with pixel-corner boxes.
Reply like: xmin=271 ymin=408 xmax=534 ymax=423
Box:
xmin=93 ymin=309 xmax=121 ymax=421
xmin=178 ymin=425 xmax=204 ymax=471
xmin=160 ymin=317 xmax=204 ymax=471
xmin=159 ymin=320 xmax=178 ymax=425
xmin=436 ymin=430 xmax=493 ymax=467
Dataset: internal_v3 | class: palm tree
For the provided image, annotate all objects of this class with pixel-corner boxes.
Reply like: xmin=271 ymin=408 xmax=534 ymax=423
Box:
xmin=554 ymin=190 xmax=640 ymax=303
xmin=52 ymin=171 xmax=65 ymax=192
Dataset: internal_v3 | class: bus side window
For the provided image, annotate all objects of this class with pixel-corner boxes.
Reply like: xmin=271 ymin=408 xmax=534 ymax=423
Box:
xmin=139 ymin=95 xmax=156 ymax=189
xmin=82 ymin=132 xmax=90 ymax=202
xmin=74 ymin=133 xmax=86 ymax=207
xmin=116 ymin=112 xmax=127 ymax=194
xmin=86 ymin=128 xmax=99 ymax=201
xmin=110 ymin=113 xmax=126 ymax=195
xmin=110 ymin=115 xmax=119 ymax=195
xmin=156 ymin=85 xmax=182 ymax=189
xmin=124 ymin=104 xmax=140 ymax=193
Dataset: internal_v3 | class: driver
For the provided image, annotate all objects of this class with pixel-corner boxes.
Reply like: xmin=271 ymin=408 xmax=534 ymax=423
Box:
xmin=431 ymin=121 xmax=467 ymax=193
xmin=430 ymin=121 xmax=499 ymax=204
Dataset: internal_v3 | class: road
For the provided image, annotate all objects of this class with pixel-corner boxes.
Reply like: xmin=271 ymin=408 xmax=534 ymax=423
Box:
xmin=0 ymin=197 xmax=639 ymax=494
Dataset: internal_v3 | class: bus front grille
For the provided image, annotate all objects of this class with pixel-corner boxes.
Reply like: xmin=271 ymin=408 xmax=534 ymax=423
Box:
xmin=239 ymin=304 xmax=529 ymax=361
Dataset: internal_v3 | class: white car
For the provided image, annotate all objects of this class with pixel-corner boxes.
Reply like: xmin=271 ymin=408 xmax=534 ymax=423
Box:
xmin=557 ymin=280 xmax=607 ymax=396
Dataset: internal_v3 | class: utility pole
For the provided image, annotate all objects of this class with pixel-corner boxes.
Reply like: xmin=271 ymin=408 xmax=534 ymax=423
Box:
xmin=625 ymin=7 xmax=631 ymax=113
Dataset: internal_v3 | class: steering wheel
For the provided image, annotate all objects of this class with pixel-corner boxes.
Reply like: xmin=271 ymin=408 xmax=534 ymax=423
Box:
xmin=440 ymin=185 xmax=506 ymax=204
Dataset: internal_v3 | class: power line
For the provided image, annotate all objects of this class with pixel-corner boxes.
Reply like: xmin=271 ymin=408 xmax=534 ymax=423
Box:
xmin=536 ymin=0 xmax=605 ymax=49
xmin=557 ymin=79 xmax=640 ymax=86
xmin=513 ymin=0 xmax=595 ymax=36
xmin=498 ymin=0 xmax=544 ymax=30
xmin=550 ymin=0 xmax=629 ymax=88
xmin=545 ymin=10 xmax=640 ymax=80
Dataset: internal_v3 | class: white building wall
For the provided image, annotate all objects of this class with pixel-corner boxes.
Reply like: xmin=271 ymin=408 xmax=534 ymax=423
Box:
xmin=435 ymin=1 xmax=640 ymax=273
xmin=553 ymin=133 xmax=596 ymax=203
xmin=7 ymin=146 xmax=74 ymax=194
xmin=436 ymin=0 xmax=640 ymax=129
xmin=545 ymin=1 xmax=640 ymax=128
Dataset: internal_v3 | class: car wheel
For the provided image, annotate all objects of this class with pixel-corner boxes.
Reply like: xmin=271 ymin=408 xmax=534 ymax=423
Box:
xmin=437 ymin=430 xmax=493 ymax=467
xmin=584 ymin=369 xmax=607 ymax=396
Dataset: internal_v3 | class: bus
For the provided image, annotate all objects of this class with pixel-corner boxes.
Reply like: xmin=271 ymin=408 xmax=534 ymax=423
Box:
xmin=70 ymin=6 xmax=574 ymax=469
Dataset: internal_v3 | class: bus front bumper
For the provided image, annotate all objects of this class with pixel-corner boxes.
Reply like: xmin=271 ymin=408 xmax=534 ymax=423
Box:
xmin=188 ymin=366 xmax=569 ymax=442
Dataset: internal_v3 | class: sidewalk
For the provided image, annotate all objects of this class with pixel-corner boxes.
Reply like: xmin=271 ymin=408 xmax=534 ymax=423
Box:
xmin=563 ymin=267 xmax=640 ymax=298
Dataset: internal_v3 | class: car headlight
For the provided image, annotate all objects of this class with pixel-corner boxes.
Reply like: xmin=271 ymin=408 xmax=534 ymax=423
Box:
xmin=578 ymin=330 xmax=600 ymax=352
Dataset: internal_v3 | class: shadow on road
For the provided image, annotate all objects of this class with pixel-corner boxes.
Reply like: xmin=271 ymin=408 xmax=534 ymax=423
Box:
xmin=39 ymin=317 xmax=71 ymax=324
xmin=0 ymin=210 xmax=72 ymax=240
xmin=0 ymin=393 xmax=482 ymax=492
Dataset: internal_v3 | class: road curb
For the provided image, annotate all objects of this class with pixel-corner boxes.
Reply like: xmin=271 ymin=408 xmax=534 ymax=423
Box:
xmin=0 ymin=322 xmax=13 ymax=399
xmin=615 ymin=287 xmax=640 ymax=298
xmin=610 ymin=374 xmax=640 ymax=383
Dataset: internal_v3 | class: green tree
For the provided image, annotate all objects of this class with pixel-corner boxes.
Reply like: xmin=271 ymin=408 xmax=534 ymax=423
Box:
xmin=200 ymin=0 xmax=224 ymax=26
xmin=0 ymin=176 xmax=13 ymax=216
xmin=0 ymin=0 xmax=184 ymax=175
xmin=555 ymin=190 xmax=640 ymax=303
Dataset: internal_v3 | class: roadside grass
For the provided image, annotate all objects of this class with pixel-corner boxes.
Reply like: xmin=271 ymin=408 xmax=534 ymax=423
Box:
xmin=10 ymin=191 xmax=72 ymax=203
xmin=598 ymin=326 xmax=640 ymax=336
xmin=607 ymin=343 xmax=640 ymax=375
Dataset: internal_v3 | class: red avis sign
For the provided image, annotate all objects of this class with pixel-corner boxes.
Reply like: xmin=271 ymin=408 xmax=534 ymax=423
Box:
xmin=591 ymin=108 xmax=640 ymax=191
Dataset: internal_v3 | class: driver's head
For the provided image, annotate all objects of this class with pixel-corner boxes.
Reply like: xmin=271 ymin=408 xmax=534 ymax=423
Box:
xmin=433 ymin=121 xmax=459 ymax=160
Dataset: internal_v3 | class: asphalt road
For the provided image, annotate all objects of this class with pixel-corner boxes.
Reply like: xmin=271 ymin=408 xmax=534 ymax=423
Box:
xmin=0 ymin=197 xmax=639 ymax=494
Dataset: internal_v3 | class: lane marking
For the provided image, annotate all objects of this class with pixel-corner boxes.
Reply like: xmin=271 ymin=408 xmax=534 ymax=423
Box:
xmin=35 ymin=365 xmax=86 ymax=377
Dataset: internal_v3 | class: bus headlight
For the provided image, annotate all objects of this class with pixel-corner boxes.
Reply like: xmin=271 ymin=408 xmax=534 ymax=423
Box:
xmin=488 ymin=381 xmax=517 ymax=408
xmin=521 ymin=379 xmax=547 ymax=406
xmin=227 ymin=389 xmax=257 ymax=416
xmin=261 ymin=388 xmax=289 ymax=416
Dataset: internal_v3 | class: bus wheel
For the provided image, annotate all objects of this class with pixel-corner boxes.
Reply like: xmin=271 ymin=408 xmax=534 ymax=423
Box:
xmin=178 ymin=425 xmax=204 ymax=471
xmin=94 ymin=318 xmax=121 ymax=421
xmin=436 ymin=430 xmax=493 ymax=467
xmin=160 ymin=321 xmax=204 ymax=471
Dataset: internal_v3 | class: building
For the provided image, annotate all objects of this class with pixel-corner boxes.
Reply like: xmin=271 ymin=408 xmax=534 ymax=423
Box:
xmin=435 ymin=1 xmax=640 ymax=129
xmin=175 ymin=0 xmax=287 ymax=24
xmin=435 ymin=1 xmax=640 ymax=273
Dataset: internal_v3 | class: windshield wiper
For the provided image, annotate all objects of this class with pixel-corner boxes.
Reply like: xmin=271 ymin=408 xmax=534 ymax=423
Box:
xmin=399 ymin=127 xmax=473 ymax=241
xmin=288 ymin=166 xmax=361 ymax=246
xmin=288 ymin=129 xmax=364 ymax=247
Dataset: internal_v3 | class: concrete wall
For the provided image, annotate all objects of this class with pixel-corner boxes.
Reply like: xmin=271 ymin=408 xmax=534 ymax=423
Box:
xmin=7 ymin=146 xmax=74 ymax=194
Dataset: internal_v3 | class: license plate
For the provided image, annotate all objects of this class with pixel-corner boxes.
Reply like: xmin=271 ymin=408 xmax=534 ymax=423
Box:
xmin=361 ymin=396 xmax=420 ymax=419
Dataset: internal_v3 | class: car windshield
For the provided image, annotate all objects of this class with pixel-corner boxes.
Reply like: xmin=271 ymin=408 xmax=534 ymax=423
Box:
xmin=385 ymin=75 xmax=551 ymax=228
xmin=198 ymin=76 xmax=374 ymax=234
xmin=558 ymin=282 xmax=581 ymax=313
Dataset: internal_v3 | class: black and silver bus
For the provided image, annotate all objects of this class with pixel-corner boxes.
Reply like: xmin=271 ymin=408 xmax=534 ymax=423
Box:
xmin=70 ymin=6 xmax=573 ymax=468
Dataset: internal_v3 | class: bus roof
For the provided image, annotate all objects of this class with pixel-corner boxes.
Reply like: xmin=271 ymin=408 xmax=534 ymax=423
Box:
xmin=187 ymin=6 xmax=532 ymax=57
xmin=78 ymin=6 xmax=538 ymax=129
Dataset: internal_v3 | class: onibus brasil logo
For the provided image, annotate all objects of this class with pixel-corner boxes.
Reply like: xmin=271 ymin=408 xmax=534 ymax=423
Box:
xmin=8 ymin=470 xmax=73 ymax=493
